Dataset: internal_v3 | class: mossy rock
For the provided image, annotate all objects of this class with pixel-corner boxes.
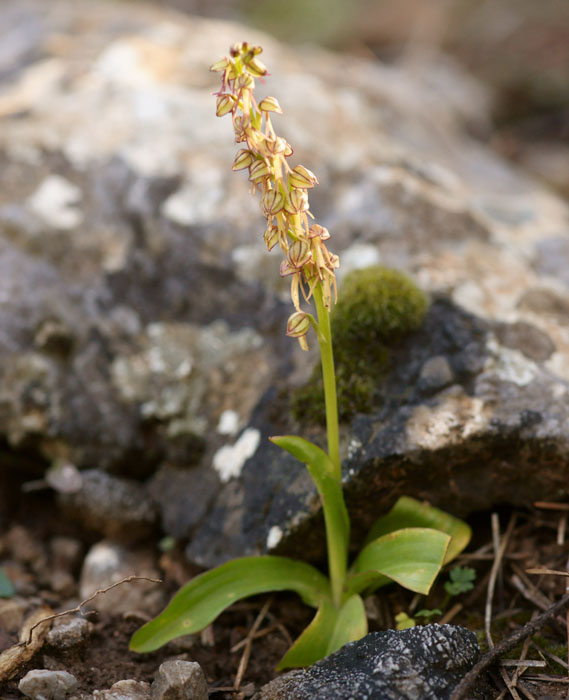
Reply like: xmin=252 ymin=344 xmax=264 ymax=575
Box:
xmin=292 ymin=266 xmax=428 ymax=424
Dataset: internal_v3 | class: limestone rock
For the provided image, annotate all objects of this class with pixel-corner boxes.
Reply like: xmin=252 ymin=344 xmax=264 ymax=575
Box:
xmin=253 ymin=625 xmax=479 ymax=700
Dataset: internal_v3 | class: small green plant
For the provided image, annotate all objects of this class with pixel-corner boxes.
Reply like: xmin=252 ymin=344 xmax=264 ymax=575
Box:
xmin=292 ymin=265 xmax=428 ymax=424
xmin=443 ymin=564 xmax=476 ymax=598
xmin=395 ymin=565 xmax=477 ymax=629
xmin=130 ymin=42 xmax=471 ymax=669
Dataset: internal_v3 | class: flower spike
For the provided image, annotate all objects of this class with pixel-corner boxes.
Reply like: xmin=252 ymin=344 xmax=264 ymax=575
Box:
xmin=213 ymin=42 xmax=339 ymax=349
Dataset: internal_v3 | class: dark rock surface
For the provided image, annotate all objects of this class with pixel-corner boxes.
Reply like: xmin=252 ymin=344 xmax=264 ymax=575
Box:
xmin=253 ymin=625 xmax=480 ymax=700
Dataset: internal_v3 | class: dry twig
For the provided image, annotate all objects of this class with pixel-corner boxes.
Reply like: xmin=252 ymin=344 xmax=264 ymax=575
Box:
xmin=25 ymin=575 xmax=162 ymax=644
xmin=233 ymin=597 xmax=273 ymax=691
xmin=449 ymin=592 xmax=569 ymax=700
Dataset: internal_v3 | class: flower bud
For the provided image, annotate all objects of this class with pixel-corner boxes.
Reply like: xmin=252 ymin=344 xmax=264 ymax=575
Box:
xmin=246 ymin=57 xmax=268 ymax=77
xmin=286 ymin=311 xmax=311 ymax=339
xmin=261 ymin=136 xmax=289 ymax=157
xmin=261 ymin=189 xmax=284 ymax=217
xmin=258 ymin=96 xmax=283 ymax=114
xmin=216 ymin=93 xmax=237 ymax=117
xmin=284 ymin=189 xmax=309 ymax=215
xmin=308 ymin=224 xmax=330 ymax=240
xmin=289 ymin=165 xmax=318 ymax=189
xmin=232 ymin=149 xmax=254 ymax=171
xmin=210 ymin=57 xmax=230 ymax=72
xmin=230 ymin=42 xmax=244 ymax=57
xmin=249 ymin=159 xmax=270 ymax=183
xmin=232 ymin=115 xmax=247 ymax=142
xmin=236 ymin=73 xmax=255 ymax=90
xmin=286 ymin=239 xmax=311 ymax=269
xmin=263 ymin=225 xmax=279 ymax=251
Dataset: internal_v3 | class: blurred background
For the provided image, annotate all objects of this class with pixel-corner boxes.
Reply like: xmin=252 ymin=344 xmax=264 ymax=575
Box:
xmin=158 ymin=0 xmax=569 ymax=197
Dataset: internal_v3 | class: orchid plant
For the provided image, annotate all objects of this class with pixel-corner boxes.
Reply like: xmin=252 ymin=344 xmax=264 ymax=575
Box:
xmin=130 ymin=42 xmax=471 ymax=669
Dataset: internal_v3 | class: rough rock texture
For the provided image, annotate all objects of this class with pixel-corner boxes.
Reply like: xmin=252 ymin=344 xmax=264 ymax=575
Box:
xmin=18 ymin=669 xmax=78 ymax=700
xmin=252 ymin=625 xmax=479 ymax=700
xmin=150 ymin=660 xmax=208 ymax=700
xmin=1 ymin=0 xmax=569 ymax=565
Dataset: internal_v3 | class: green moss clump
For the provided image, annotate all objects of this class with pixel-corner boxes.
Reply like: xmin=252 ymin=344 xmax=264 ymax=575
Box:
xmin=331 ymin=265 xmax=429 ymax=346
xmin=292 ymin=266 xmax=428 ymax=424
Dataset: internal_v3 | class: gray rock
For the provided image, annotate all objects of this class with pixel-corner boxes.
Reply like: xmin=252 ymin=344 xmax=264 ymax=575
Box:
xmin=151 ymin=660 xmax=208 ymax=700
xmin=57 ymin=470 xmax=158 ymax=544
xmin=253 ymin=625 xmax=479 ymax=700
xmin=18 ymin=669 xmax=78 ymax=700
xmin=94 ymin=680 xmax=150 ymax=700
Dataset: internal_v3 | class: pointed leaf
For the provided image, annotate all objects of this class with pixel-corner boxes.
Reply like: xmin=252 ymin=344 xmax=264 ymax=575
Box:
xmin=277 ymin=595 xmax=367 ymax=669
xmin=348 ymin=528 xmax=450 ymax=595
xmin=130 ymin=556 xmax=330 ymax=653
xmin=270 ymin=435 xmax=349 ymax=604
xmin=364 ymin=496 xmax=471 ymax=563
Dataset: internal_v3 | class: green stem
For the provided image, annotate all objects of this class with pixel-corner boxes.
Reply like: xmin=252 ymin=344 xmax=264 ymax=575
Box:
xmin=313 ymin=286 xmax=340 ymax=479
xmin=313 ymin=284 xmax=345 ymax=607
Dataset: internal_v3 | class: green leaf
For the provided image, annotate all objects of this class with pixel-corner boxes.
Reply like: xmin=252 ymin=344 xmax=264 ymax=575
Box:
xmin=0 ymin=568 xmax=14 ymax=598
xmin=270 ymin=435 xmax=349 ymax=605
xmin=270 ymin=436 xmax=348 ymax=549
xmin=130 ymin=556 xmax=330 ymax=653
xmin=347 ymin=527 xmax=450 ymax=595
xmin=277 ymin=594 xmax=367 ymax=669
xmin=444 ymin=565 xmax=476 ymax=596
xmin=363 ymin=496 xmax=471 ymax=564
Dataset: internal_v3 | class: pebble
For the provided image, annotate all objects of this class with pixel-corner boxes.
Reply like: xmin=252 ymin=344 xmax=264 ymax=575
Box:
xmin=18 ymin=669 xmax=78 ymax=700
xmin=47 ymin=616 xmax=93 ymax=649
xmin=151 ymin=660 xmax=208 ymax=700
xmin=94 ymin=679 xmax=150 ymax=700
xmin=418 ymin=355 xmax=454 ymax=393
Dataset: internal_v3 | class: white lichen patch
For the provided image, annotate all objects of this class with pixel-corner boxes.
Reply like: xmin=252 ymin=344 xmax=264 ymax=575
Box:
xmin=406 ymin=389 xmax=490 ymax=451
xmin=217 ymin=410 xmax=239 ymax=436
xmin=266 ymin=525 xmax=283 ymax=550
xmin=213 ymin=428 xmax=261 ymax=483
xmin=27 ymin=175 xmax=83 ymax=230
xmin=484 ymin=336 xmax=539 ymax=386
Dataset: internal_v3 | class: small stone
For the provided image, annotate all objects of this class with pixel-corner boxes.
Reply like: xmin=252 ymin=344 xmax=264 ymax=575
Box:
xmin=418 ymin=355 xmax=454 ymax=393
xmin=18 ymin=669 xmax=78 ymax=700
xmin=95 ymin=679 xmax=150 ymax=700
xmin=151 ymin=660 xmax=208 ymax=700
xmin=47 ymin=616 xmax=93 ymax=649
